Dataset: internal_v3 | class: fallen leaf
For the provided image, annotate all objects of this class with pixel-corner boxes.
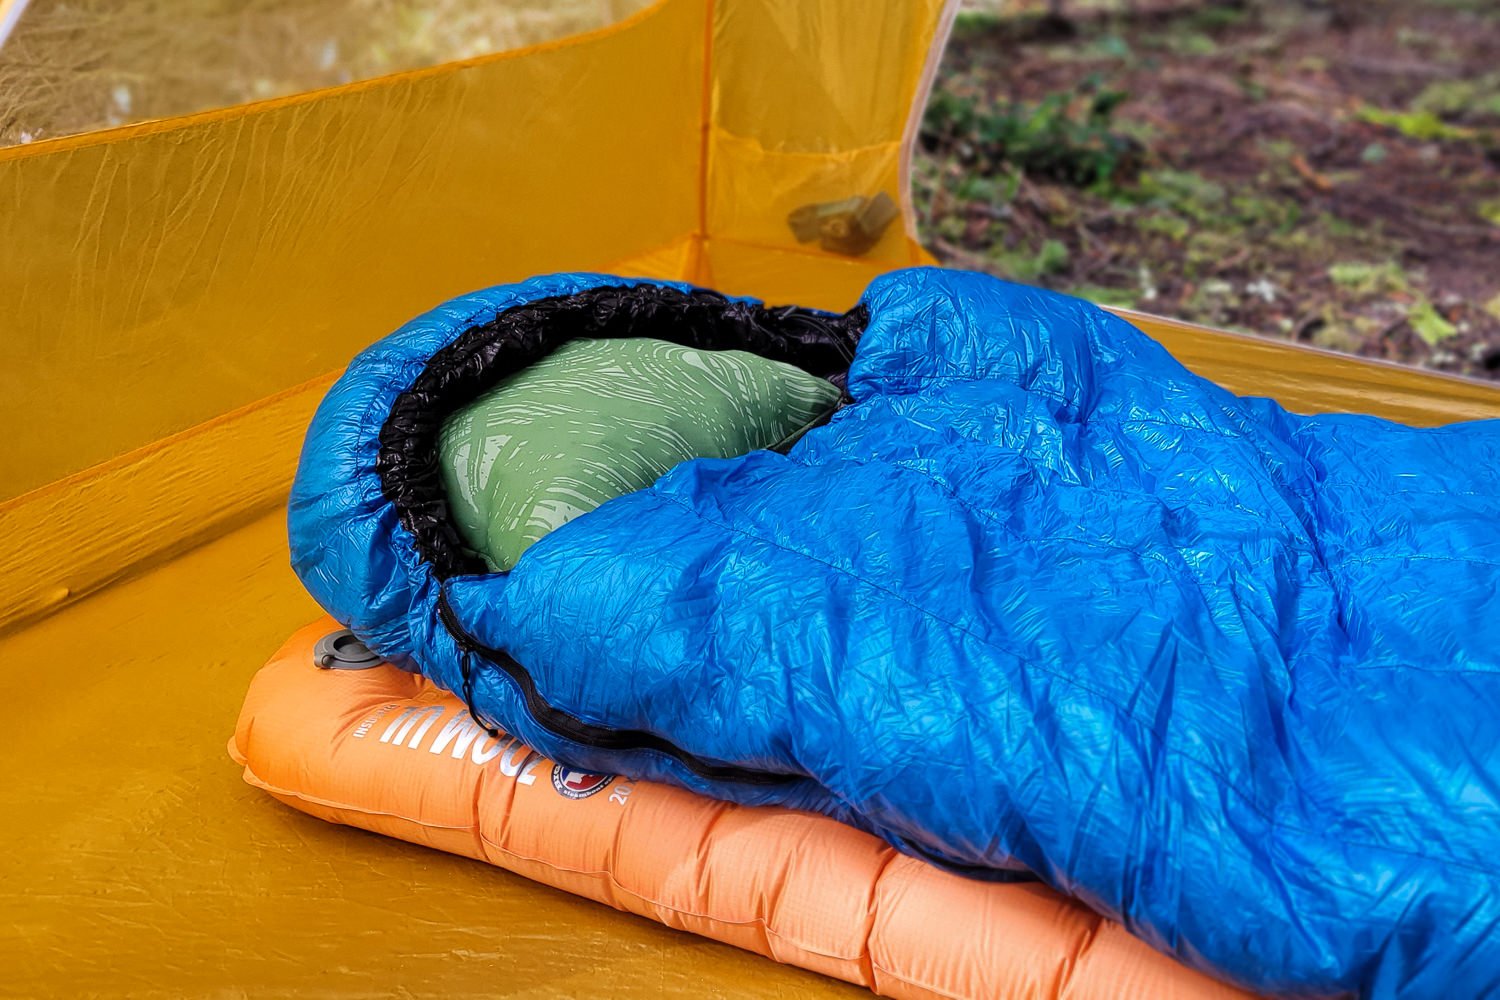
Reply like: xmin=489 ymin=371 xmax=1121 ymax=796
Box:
xmin=1410 ymin=300 xmax=1458 ymax=345
xmin=1291 ymin=154 xmax=1333 ymax=192
xmin=1483 ymin=292 xmax=1500 ymax=322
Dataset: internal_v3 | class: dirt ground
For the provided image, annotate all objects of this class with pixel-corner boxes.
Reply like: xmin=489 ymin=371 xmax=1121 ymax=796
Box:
xmin=916 ymin=0 xmax=1500 ymax=378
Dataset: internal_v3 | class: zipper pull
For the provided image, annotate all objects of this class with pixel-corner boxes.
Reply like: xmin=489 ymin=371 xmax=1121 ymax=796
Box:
xmin=458 ymin=648 xmax=501 ymax=739
xmin=440 ymin=588 xmax=500 ymax=738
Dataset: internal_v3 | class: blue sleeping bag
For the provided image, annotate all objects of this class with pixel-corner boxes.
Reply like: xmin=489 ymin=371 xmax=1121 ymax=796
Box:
xmin=290 ymin=268 xmax=1500 ymax=999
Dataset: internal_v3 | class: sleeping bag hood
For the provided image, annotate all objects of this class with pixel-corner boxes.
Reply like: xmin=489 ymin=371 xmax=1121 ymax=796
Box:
xmin=289 ymin=268 xmax=1500 ymax=1000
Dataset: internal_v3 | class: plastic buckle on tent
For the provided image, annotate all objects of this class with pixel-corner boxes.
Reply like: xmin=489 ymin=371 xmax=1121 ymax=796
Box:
xmin=313 ymin=630 xmax=382 ymax=670
xmin=787 ymin=192 xmax=899 ymax=256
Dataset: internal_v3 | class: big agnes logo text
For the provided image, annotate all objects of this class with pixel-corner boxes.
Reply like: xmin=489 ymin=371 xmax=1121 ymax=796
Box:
xmin=353 ymin=702 xmax=544 ymax=783
xmin=351 ymin=702 xmax=631 ymax=807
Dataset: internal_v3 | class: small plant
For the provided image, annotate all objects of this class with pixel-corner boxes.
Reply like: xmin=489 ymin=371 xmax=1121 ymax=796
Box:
xmin=986 ymin=237 xmax=1072 ymax=283
xmin=1328 ymin=261 xmax=1408 ymax=296
xmin=952 ymin=9 xmax=1005 ymax=36
xmin=1413 ymin=75 xmax=1500 ymax=124
xmin=1357 ymin=106 xmax=1477 ymax=143
xmin=920 ymin=76 xmax=1141 ymax=190
xmin=1409 ymin=301 xmax=1458 ymax=345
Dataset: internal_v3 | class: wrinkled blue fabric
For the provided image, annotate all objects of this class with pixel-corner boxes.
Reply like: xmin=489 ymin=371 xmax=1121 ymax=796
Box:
xmin=291 ymin=268 xmax=1500 ymax=999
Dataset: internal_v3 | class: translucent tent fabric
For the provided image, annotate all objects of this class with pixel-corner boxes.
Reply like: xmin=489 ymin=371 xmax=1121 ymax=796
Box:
xmin=0 ymin=0 xmax=655 ymax=146
xmin=2 ymin=0 xmax=1500 ymax=995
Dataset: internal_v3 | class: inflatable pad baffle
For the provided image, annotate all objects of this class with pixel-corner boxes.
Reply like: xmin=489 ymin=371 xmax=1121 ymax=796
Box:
xmin=231 ymin=620 xmax=1254 ymax=1000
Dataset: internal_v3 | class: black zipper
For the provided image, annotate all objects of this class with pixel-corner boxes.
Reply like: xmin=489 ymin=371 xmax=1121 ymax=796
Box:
xmin=435 ymin=590 xmax=799 ymax=787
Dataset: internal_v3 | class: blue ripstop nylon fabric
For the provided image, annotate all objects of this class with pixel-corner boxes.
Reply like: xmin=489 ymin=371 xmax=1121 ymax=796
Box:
xmin=290 ymin=268 xmax=1500 ymax=999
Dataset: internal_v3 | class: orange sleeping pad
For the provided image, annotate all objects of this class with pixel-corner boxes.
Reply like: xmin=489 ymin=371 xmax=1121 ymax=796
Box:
xmin=231 ymin=619 xmax=1255 ymax=1000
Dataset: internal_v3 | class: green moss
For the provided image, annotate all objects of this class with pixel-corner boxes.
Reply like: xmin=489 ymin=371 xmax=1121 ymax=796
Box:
xmin=1426 ymin=0 xmax=1499 ymax=12
xmin=1328 ymin=261 xmax=1408 ymax=296
xmin=952 ymin=10 xmax=1004 ymax=35
xmin=1230 ymin=192 xmax=1300 ymax=231
xmin=934 ymin=215 xmax=968 ymax=244
xmin=1036 ymin=238 xmax=1071 ymax=276
xmin=1237 ymin=78 xmax=1268 ymax=102
xmin=1185 ymin=229 xmax=1238 ymax=263
xmin=1166 ymin=32 xmax=1220 ymax=57
xmin=1311 ymin=321 xmax=1360 ymax=354
xmin=1091 ymin=34 xmax=1134 ymax=61
xmin=1413 ymin=75 xmax=1500 ymax=122
xmin=921 ymin=81 xmax=1140 ymax=191
xmin=986 ymin=238 xmax=1072 ymax=283
xmin=955 ymin=174 xmax=1002 ymax=204
xmin=1071 ymin=284 xmax=1139 ymax=309
xmin=1186 ymin=278 xmax=1237 ymax=314
xmin=1187 ymin=5 xmax=1250 ymax=31
xmin=1320 ymin=214 xmax=1360 ymax=239
xmin=1357 ymin=105 xmax=1477 ymax=142
xmin=1396 ymin=27 xmax=1439 ymax=50
xmin=985 ymin=245 xmax=1030 ymax=280
xmin=1409 ymin=300 xmax=1458 ymax=345
xmin=1258 ymin=137 xmax=1297 ymax=161
xmin=1114 ymin=117 xmax=1160 ymax=145
xmin=1133 ymin=169 xmax=1226 ymax=223
xmin=1138 ymin=211 xmax=1192 ymax=242
xmin=1484 ymin=292 xmax=1500 ymax=322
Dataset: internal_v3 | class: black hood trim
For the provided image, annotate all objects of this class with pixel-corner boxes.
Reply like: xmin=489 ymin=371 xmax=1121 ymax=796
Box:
xmin=373 ymin=282 xmax=867 ymax=787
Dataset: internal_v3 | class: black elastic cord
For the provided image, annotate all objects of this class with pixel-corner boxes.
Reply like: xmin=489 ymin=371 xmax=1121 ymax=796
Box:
xmin=457 ymin=647 xmax=501 ymax=738
xmin=437 ymin=590 xmax=797 ymax=787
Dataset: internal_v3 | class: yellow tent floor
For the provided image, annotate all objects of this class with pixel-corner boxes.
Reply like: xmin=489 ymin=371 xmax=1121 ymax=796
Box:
xmin=0 ymin=508 xmax=863 ymax=998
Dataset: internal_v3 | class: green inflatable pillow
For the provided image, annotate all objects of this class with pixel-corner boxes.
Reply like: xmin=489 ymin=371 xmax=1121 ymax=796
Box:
xmin=437 ymin=337 xmax=842 ymax=572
